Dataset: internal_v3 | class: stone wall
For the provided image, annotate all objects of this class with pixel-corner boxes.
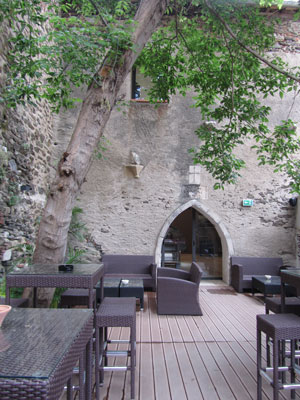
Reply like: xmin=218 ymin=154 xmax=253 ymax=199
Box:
xmin=273 ymin=12 xmax=300 ymax=53
xmin=51 ymin=11 xmax=300 ymax=282
xmin=1 ymin=8 xmax=299 ymax=277
xmin=0 ymin=22 xmax=54 ymax=268
xmin=75 ymin=78 xmax=299 ymax=282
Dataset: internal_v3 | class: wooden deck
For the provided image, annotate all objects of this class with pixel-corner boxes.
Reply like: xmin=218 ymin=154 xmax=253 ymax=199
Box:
xmin=74 ymin=283 xmax=300 ymax=399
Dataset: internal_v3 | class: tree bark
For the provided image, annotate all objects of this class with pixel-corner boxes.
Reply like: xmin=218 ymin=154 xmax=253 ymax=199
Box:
xmin=31 ymin=0 xmax=169 ymax=305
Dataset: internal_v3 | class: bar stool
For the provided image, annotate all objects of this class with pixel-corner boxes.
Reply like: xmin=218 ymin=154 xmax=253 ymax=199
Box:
xmin=95 ymin=297 xmax=136 ymax=400
xmin=257 ymin=313 xmax=300 ymax=400
xmin=59 ymin=288 xmax=96 ymax=309
xmin=265 ymin=297 xmax=300 ymax=315
xmin=0 ymin=297 xmax=29 ymax=307
xmin=264 ymin=297 xmax=300 ymax=366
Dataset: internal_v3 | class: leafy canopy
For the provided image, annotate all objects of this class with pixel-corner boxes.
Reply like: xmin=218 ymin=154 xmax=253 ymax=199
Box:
xmin=1 ymin=0 xmax=300 ymax=192
xmin=137 ymin=0 xmax=300 ymax=192
xmin=0 ymin=0 xmax=135 ymax=111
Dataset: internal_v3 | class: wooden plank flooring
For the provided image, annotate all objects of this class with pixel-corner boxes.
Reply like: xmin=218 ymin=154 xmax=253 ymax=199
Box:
xmin=69 ymin=284 xmax=300 ymax=400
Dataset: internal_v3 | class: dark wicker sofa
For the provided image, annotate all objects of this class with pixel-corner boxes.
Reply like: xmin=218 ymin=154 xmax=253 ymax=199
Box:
xmin=231 ymin=256 xmax=283 ymax=293
xmin=102 ymin=254 xmax=157 ymax=291
xmin=156 ymin=262 xmax=203 ymax=315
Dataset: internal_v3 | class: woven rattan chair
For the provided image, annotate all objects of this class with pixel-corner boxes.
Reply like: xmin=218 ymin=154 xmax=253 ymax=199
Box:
xmin=156 ymin=262 xmax=203 ymax=315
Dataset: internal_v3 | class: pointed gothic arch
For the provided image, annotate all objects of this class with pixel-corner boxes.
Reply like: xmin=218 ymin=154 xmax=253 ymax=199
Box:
xmin=155 ymin=199 xmax=234 ymax=284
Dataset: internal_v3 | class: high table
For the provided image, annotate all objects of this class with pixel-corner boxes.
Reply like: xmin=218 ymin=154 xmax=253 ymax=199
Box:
xmin=280 ymin=268 xmax=300 ymax=312
xmin=5 ymin=263 xmax=104 ymax=308
xmin=0 ymin=308 xmax=93 ymax=400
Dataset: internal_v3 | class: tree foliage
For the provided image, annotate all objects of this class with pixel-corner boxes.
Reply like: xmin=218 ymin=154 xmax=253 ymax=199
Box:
xmin=0 ymin=0 xmax=135 ymax=111
xmin=1 ymin=0 xmax=300 ymax=192
xmin=137 ymin=0 xmax=300 ymax=192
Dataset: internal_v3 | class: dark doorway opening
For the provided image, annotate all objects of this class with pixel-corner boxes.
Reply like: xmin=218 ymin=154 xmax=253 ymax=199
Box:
xmin=161 ymin=208 xmax=222 ymax=278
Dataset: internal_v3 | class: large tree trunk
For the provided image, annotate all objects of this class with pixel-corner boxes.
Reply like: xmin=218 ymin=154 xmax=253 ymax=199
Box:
xmin=31 ymin=0 xmax=168 ymax=305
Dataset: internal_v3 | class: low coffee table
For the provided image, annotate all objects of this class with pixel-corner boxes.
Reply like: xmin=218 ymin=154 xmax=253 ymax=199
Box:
xmin=96 ymin=278 xmax=121 ymax=303
xmin=120 ymin=279 xmax=144 ymax=310
xmin=252 ymin=276 xmax=281 ymax=302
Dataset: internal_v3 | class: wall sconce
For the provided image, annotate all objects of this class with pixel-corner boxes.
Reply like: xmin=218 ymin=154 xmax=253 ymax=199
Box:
xmin=289 ymin=197 xmax=298 ymax=207
xmin=125 ymin=151 xmax=144 ymax=178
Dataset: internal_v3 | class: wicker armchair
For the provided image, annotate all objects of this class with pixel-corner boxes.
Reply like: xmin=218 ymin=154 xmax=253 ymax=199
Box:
xmin=156 ymin=262 xmax=203 ymax=315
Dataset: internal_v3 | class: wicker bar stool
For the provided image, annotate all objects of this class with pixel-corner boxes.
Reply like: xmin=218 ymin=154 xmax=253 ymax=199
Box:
xmin=257 ymin=313 xmax=300 ymax=400
xmin=0 ymin=296 xmax=28 ymax=307
xmin=59 ymin=288 xmax=96 ymax=310
xmin=264 ymin=297 xmax=300 ymax=366
xmin=95 ymin=297 xmax=136 ymax=400
xmin=265 ymin=297 xmax=300 ymax=315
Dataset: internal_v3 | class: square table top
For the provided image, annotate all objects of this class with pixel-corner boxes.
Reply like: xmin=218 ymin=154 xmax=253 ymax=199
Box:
xmin=120 ymin=278 xmax=144 ymax=288
xmin=7 ymin=263 xmax=103 ymax=277
xmin=252 ymin=275 xmax=281 ymax=286
xmin=280 ymin=269 xmax=300 ymax=292
xmin=0 ymin=307 xmax=93 ymax=379
xmin=6 ymin=264 xmax=104 ymax=293
xmin=281 ymin=269 xmax=300 ymax=278
xmin=103 ymin=278 xmax=121 ymax=288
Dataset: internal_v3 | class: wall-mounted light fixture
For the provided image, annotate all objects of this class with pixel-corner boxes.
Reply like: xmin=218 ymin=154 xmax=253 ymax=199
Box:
xmin=289 ymin=197 xmax=298 ymax=207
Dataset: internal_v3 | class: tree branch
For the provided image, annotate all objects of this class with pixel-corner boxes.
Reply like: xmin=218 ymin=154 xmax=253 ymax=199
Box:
xmin=287 ymin=89 xmax=300 ymax=119
xmin=88 ymin=0 xmax=109 ymax=28
xmin=203 ymin=0 xmax=300 ymax=84
xmin=221 ymin=30 xmax=235 ymax=118
xmin=178 ymin=30 xmax=205 ymax=74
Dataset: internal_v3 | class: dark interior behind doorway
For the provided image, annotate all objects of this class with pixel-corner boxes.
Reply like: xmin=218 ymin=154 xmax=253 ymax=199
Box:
xmin=161 ymin=208 xmax=222 ymax=278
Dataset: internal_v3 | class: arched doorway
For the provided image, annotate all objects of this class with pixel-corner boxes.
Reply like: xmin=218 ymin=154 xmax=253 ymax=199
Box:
xmin=155 ymin=200 xmax=234 ymax=284
xmin=162 ymin=208 xmax=223 ymax=278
